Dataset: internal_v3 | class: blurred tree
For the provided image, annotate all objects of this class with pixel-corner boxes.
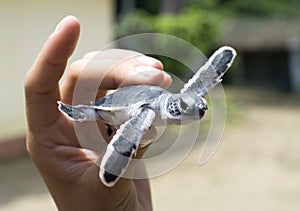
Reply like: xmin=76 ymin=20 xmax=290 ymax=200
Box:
xmin=160 ymin=0 xmax=185 ymax=14
xmin=115 ymin=0 xmax=224 ymax=78
xmin=115 ymin=10 xmax=155 ymax=38
xmin=115 ymin=0 xmax=300 ymax=85
xmin=187 ymin=0 xmax=300 ymax=18
xmin=187 ymin=0 xmax=218 ymax=10
xmin=225 ymin=0 xmax=300 ymax=18
xmin=136 ymin=0 xmax=161 ymax=15
xmin=115 ymin=8 xmax=220 ymax=78
xmin=116 ymin=0 xmax=136 ymax=20
xmin=118 ymin=0 xmax=135 ymax=17
xmin=154 ymin=9 xmax=219 ymax=53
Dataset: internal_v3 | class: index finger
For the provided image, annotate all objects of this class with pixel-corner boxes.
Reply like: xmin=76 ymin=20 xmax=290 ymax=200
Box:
xmin=60 ymin=50 xmax=172 ymax=104
xmin=24 ymin=16 xmax=80 ymax=130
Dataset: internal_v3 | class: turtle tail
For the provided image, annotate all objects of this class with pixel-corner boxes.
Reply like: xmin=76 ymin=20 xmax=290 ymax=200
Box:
xmin=57 ymin=101 xmax=100 ymax=122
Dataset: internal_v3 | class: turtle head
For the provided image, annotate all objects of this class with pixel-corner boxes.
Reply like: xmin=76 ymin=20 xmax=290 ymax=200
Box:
xmin=166 ymin=94 xmax=208 ymax=124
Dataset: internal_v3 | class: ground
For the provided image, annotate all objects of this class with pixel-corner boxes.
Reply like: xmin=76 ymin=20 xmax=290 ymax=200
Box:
xmin=0 ymin=87 xmax=300 ymax=211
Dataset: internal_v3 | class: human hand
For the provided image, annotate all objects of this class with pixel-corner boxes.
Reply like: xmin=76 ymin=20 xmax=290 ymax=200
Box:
xmin=24 ymin=16 xmax=171 ymax=211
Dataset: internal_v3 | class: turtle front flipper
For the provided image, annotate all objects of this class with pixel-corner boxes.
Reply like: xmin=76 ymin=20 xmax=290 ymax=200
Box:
xmin=181 ymin=46 xmax=237 ymax=97
xmin=99 ymin=107 xmax=156 ymax=187
xmin=57 ymin=101 xmax=101 ymax=122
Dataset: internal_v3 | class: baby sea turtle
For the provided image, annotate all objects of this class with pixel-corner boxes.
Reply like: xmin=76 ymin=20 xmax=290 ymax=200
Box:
xmin=57 ymin=46 xmax=237 ymax=187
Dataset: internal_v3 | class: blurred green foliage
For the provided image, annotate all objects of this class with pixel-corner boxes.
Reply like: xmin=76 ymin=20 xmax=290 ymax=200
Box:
xmin=116 ymin=9 xmax=220 ymax=78
xmin=188 ymin=0 xmax=300 ymax=18
xmin=229 ymin=0 xmax=300 ymax=18
xmin=115 ymin=0 xmax=300 ymax=79
xmin=115 ymin=10 xmax=155 ymax=38
xmin=116 ymin=9 xmax=220 ymax=53
xmin=154 ymin=8 xmax=219 ymax=53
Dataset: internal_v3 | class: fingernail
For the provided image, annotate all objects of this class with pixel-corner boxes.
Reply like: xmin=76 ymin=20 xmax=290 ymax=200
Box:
xmin=160 ymin=72 xmax=173 ymax=88
xmin=54 ymin=17 xmax=68 ymax=32
xmin=136 ymin=56 xmax=163 ymax=68
xmin=134 ymin=66 xmax=161 ymax=74
xmin=163 ymin=71 xmax=172 ymax=81
xmin=54 ymin=15 xmax=76 ymax=33
xmin=133 ymin=66 xmax=164 ymax=82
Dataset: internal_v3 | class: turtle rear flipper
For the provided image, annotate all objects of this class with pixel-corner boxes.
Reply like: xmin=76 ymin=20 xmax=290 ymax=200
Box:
xmin=57 ymin=101 xmax=100 ymax=122
xmin=181 ymin=46 xmax=237 ymax=97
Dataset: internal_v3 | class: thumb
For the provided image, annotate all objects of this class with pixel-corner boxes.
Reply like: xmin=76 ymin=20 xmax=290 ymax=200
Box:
xmin=25 ymin=16 xmax=80 ymax=129
xmin=26 ymin=16 xmax=80 ymax=93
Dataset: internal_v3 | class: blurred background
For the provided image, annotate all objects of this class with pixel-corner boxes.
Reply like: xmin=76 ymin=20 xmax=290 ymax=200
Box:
xmin=1 ymin=0 xmax=300 ymax=210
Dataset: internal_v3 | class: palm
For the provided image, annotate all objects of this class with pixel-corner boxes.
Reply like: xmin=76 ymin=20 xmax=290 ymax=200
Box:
xmin=50 ymin=108 xmax=109 ymax=178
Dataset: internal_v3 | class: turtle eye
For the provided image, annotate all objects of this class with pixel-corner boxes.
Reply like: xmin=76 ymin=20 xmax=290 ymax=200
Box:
xmin=179 ymin=98 xmax=189 ymax=112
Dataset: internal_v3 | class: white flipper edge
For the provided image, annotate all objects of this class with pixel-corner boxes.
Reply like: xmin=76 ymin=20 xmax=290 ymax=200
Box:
xmin=181 ymin=46 xmax=237 ymax=97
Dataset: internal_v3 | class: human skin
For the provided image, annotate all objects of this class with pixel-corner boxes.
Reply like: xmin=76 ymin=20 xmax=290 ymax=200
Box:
xmin=24 ymin=16 xmax=171 ymax=211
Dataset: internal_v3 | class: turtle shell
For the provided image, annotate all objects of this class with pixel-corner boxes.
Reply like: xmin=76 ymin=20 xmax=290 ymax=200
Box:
xmin=94 ymin=85 xmax=166 ymax=108
xmin=93 ymin=85 xmax=168 ymax=125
